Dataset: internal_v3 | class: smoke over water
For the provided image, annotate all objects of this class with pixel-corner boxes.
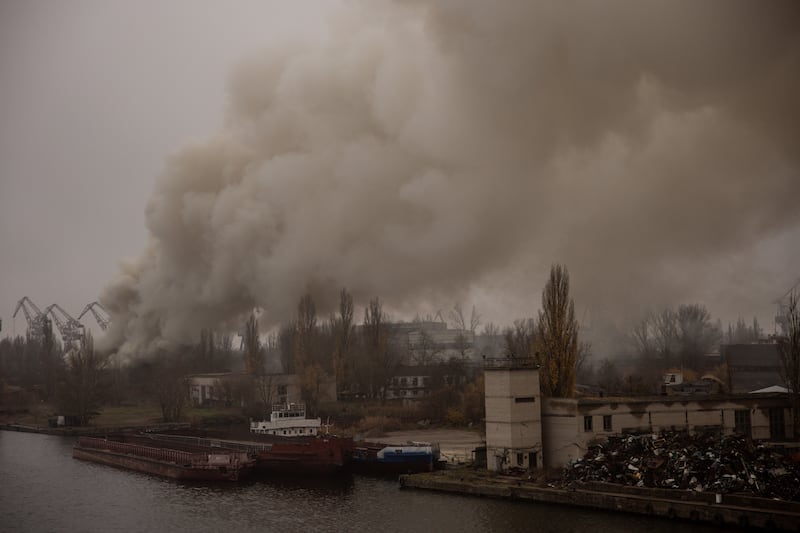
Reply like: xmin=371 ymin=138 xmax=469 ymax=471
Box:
xmin=100 ymin=0 xmax=800 ymax=358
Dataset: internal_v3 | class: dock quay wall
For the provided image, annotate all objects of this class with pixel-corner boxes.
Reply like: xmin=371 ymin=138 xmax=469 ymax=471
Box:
xmin=399 ymin=472 xmax=800 ymax=531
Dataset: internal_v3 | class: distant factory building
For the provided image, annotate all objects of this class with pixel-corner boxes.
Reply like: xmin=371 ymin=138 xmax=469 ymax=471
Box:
xmin=187 ymin=372 xmax=336 ymax=407
xmin=722 ymin=342 xmax=783 ymax=393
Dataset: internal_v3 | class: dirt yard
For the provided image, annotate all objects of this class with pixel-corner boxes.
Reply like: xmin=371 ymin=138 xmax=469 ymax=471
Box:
xmin=381 ymin=428 xmax=485 ymax=463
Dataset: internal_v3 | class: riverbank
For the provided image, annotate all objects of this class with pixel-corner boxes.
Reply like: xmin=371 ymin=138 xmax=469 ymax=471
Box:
xmin=399 ymin=467 xmax=800 ymax=531
xmin=0 ymin=421 xmax=190 ymax=436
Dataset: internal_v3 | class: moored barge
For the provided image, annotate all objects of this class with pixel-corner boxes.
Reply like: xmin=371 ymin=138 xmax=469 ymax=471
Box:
xmin=150 ymin=432 xmax=352 ymax=476
xmin=350 ymin=441 xmax=440 ymax=475
xmin=73 ymin=436 xmax=254 ymax=481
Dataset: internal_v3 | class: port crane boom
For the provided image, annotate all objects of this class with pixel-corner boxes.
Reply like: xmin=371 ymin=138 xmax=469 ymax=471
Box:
xmin=45 ymin=303 xmax=85 ymax=347
xmin=12 ymin=296 xmax=49 ymax=342
xmin=79 ymin=301 xmax=110 ymax=331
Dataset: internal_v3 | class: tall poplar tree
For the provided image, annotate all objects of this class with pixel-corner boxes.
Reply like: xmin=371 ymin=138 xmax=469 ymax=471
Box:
xmin=537 ymin=264 xmax=579 ymax=398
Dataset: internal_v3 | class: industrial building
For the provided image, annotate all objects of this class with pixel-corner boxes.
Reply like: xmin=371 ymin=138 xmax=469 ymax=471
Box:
xmin=483 ymin=357 xmax=795 ymax=473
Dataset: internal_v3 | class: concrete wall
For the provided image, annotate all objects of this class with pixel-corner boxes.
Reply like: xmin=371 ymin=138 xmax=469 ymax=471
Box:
xmin=541 ymin=397 xmax=581 ymax=469
xmin=484 ymin=367 xmax=542 ymax=471
xmin=568 ymin=395 xmax=793 ymax=459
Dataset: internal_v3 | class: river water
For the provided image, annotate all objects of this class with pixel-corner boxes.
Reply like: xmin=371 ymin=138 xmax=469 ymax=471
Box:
xmin=0 ymin=431 xmax=724 ymax=533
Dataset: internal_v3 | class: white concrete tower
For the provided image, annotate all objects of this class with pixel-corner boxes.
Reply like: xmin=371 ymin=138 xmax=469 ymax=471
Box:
xmin=484 ymin=358 xmax=542 ymax=472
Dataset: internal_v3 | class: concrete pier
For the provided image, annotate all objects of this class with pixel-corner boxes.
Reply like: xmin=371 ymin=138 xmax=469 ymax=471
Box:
xmin=399 ymin=469 xmax=800 ymax=531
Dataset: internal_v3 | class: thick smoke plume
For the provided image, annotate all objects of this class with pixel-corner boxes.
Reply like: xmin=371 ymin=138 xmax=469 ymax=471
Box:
xmin=101 ymin=0 xmax=800 ymax=358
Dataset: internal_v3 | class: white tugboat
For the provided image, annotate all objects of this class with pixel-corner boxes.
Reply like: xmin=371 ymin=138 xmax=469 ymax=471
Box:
xmin=250 ymin=403 xmax=322 ymax=437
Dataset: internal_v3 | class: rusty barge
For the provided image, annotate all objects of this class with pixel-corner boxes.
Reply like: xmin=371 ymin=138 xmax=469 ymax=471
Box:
xmin=73 ymin=436 xmax=255 ymax=481
xmin=149 ymin=432 xmax=352 ymax=476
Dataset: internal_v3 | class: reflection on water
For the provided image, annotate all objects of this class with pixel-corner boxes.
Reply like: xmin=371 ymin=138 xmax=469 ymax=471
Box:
xmin=0 ymin=431 xmax=722 ymax=533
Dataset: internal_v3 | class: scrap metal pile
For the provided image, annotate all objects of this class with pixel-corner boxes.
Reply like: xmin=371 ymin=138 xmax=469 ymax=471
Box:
xmin=563 ymin=431 xmax=800 ymax=501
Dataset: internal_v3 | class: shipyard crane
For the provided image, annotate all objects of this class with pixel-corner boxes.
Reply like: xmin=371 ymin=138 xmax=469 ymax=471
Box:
xmin=78 ymin=301 xmax=110 ymax=331
xmin=12 ymin=296 xmax=49 ymax=342
xmin=775 ymin=277 xmax=800 ymax=335
xmin=44 ymin=303 xmax=85 ymax=347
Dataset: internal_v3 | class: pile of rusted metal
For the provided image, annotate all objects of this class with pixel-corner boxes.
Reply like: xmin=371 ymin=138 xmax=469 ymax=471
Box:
xmin=562 ymin=431 xmax=800 ymax=501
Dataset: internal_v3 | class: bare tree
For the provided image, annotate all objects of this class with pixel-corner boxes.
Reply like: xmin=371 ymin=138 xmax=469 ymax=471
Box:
xmin=725 ymin=317 xmax=762 ymax=344
xmin=294 ymin=293 xmax=317 ymax=372
xmin=503 ymin=318 xmax=536 ymax=359
xmin=449 ymin=303 xmax=481 ymax=333
xmin=631 ymin=305 xmax=719 ymax=371
xmin=480 ymin=322 xmax=503 ymax=358
xmin=331 ymin=288 xmax=355 ymax=394
xmin=453 ymin=331 xmax=472 ymax=361
xmin=576 ymin=340 xmax=592 ymax=379
xmin=449 ymin=303 xmax=467 ymax=331
xmin=40 ymin=315 xmax=60 ymax=400
xmin=278 ymin=322 xmax=295 ymax=373
xmin=243 ymin=313 xmax=263 ymax=375
xmin=653 ymin=309 xmax=679 ymax=367
xmin=778 ymin=291 xmax=800 ymax=438
xmin=154 ymin=350 xmax=189 ymax=423
xmin=57 ymin=331 xmax=108 ymax=425
xmin=301 ymin=363 xmax=326 ymax=414
xmin=630 ymin=315 xmax=657 ymax=360
xmin=537 ymin=264 xmax=579 ymax=398
xmin=362 ymin=297 xmax=398 ymax=402
xmin=676 ymin=304 xmax=720 ymax=370
xmin=216 ymin=332 xmax=234 ymax=371
xmin=412 ymin=329 xmax=443 ymax=366
xmin=255 ymin=373 xmax=276 ymax=413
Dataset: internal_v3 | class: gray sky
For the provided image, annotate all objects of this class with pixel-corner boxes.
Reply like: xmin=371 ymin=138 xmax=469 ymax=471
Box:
xmin=0 ymin=0 xmax=334 ymax=338
xmin=1 ymin=1 xmax=799 ymax=357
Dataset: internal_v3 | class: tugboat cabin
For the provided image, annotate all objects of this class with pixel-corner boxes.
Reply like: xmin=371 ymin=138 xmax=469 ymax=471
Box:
xmin=250 ymin=403 xmax=322 ymax=437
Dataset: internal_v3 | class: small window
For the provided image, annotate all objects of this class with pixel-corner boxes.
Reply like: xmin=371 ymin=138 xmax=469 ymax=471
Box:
xmin=769 ymin=407 xmax=786 ymax=440
xmin=412 ymin=377 xmax=418 ymax=386
xmin=603 ymin=415 xmax=612 ymax=431
xmin=734 ymin=409 xmax=751 ymax=437
xmin=516 ymin=453 xmax=524 ymax=466
xmin=584 ymin=416 xmax=593 ymax=432
xmin=515 ymin=396 xmax=536 ymax=403
xmin=401 ymin=377 xmax=407 ymax=386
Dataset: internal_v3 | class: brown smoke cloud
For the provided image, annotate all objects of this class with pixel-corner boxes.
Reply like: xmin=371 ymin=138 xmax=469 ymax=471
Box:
xmin=99 ymin=0 xmax=800 ymax=358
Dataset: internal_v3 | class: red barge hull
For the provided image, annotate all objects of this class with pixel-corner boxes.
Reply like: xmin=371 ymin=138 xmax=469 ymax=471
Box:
xmin=149 ymin=432 xmax=353 ymax=476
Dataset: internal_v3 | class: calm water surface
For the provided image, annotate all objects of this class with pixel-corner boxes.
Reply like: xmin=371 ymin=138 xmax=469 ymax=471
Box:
xmin=0 ymin=431 xmax=726 ymax=533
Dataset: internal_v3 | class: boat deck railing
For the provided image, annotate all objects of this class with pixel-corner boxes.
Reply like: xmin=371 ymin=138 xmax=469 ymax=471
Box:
xmin=147 ymin=433 xmax=272 ymax=453
xmin=77 ymin=436 xmax=204 ymax=465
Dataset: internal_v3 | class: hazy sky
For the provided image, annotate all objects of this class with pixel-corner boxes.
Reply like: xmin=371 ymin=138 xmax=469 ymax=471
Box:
xmin=1 ymin=1 xmax=798 ymax=357
xmin=0 ymin=0 xmax=335 ymax=338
